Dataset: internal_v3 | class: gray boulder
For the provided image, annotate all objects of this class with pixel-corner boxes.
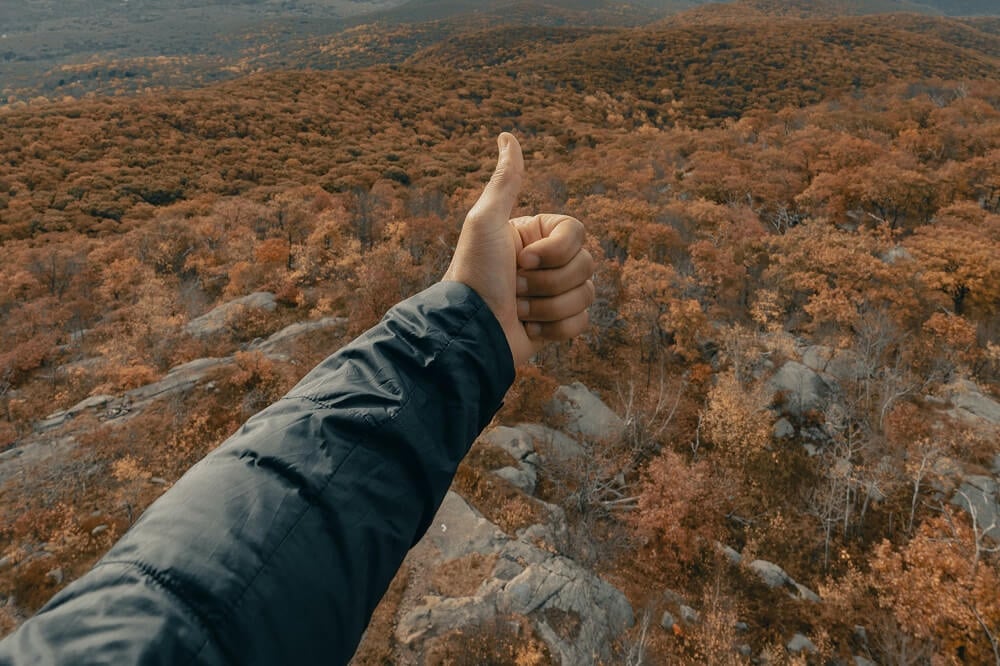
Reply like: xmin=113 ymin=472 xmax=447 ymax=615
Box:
xmin=33 ymin=412 xmax=72 ymax=434
xmin=185 ymin=292 xmax=276 ymax=339
xmin=68 ymin=394 xmax=116 ymax=413
xmin=545 ymin=383 xmax=625 ymax=442
xmin=747 ymin=559 xmax=820 ymax=602
xmin=716 ymin=542 xmax=742 ymax=565
xmin=483 ymin=426 xmax=541 ymax=495
xmin=481 ymin=426 xmax=535 ymax=463
xmin=951 ymin=476 xmax=999 ymax=541
xmin=679 ymin=605 xmax=700 ymax=624
xmin=749 ymin=559 xmax=792 ymax=589
xmin=794 ymin=582 xmax=822 ymax=603
xmin=516 ymin=423 xmax=586 ymax=462
xmin=802 ymin=345 xmax=867 ymax=382
xmin=248 ymin=316 xmax=347 ymax=357
xmin=768 ymin=361 xmax=833 ymax=417
xmin=787 ymin=633 xmax=817 ymax=654
xmin=660 ymin=611 xmax=676 ymax=631
xmin=494 ymin=465 xmax=536 ymax=494
xmin=773 ymin=418 xmax=795 ymax=439
xmin=950 ymin=380 xmax=1000 ymax=425
xmin=500 ymin=557 xmax=633 ymax=656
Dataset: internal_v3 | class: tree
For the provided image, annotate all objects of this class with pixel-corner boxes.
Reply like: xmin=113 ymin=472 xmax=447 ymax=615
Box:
xmin=632 ymin=449 xmax=722 ymax=577
xmin=906 ymin=203 xmax=1000 ymax=317
xmin=870 ymin=513 xmax=1000 ymax=664
xmin=701 ymin=371 xmax=772 ymax=473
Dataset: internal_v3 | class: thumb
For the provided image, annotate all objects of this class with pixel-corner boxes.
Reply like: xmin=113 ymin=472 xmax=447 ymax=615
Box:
xmin=466 ymin=132 xmax=524 ymax=227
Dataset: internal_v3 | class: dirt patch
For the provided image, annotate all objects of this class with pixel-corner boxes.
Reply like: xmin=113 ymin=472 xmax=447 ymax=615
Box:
xmin=542 ymin=607 xmax=582 ymax=641
xmin=430 ymin=552 xmax=497 ymax=598
xmin=423 ymin=614 xmax=554 ymax=666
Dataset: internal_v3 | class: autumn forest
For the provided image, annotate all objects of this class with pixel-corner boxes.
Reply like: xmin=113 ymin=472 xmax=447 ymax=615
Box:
xmin=1 ymin=0 xmax=999 ymax=663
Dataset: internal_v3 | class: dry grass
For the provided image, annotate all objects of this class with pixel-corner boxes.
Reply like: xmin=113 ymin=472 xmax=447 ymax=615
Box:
xmin=430 ymin=552 xmax=497 ymax=598
xmin=424 ymin=614 xmax=554 ymax=666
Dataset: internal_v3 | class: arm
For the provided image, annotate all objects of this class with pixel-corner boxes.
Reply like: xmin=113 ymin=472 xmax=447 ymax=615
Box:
xmin=2 ymin=282 xmax=513 ymax=665
xmin=0 ymin=133 xmax=594 ymax=665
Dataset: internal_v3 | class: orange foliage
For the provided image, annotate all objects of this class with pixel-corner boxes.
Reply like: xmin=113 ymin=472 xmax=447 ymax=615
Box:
xmin=632 ymin=449 xmax=723 ymax=577
xmin=870 ymin=515 xmax=1000 ymax=663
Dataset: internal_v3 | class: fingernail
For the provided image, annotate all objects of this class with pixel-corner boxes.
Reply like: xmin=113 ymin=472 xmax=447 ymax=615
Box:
xmin=517 ymin=276 xmax=528 ymax=294
xmin=517 ymin=299 xmax=529 ymax=318
xmin=521 ymin=252 xmax=540 ymax=269
xmin=526 ymin=323 xmax=542 ymax=338
xmin=499 ymin=133 xmax=510 ymax=152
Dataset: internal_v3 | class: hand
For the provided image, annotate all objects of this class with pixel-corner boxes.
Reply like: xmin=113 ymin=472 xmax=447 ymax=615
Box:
xmin=443 ymin=132 xmax=595 ymax=366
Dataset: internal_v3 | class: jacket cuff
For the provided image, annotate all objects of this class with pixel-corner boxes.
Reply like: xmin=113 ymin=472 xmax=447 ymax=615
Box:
xmin=404 ymin=280 xmax=516 ymax=426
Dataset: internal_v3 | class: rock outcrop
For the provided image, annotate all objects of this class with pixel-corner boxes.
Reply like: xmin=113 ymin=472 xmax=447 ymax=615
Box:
xmin=787 ymin=632 xmax=818 ymax=654
xmin=767 ymin=361 xmax=834 ymax=417
xmin=481 ymin=426 xmax=541 ymax=495
xmin=247 ymin=316 xmax=347 ymax=359
xmin=951 ymin=475 xmax=1000 ymax=541
xmin=514 ymin=423 xmax=586 ymax=462
xmin=184 ymin=291 xmax=277 ymax=339
xmin=948 ymin=379 xmax=1000 ymax=425
xmin=773 ymin=417 xmax=795 ymax=439
xmin=126 ymin=357 xmax=231 ymax=403
xmin=33 ymin=394 xmax=117 ymax=433
xmin=398 ymin=492 xmax=633 ymax=665
xmin=747 ymin=559 xmax=821 ymax=603
xmin=544 ymin=382 xmax=625 ymax=442
xmin=32 ymin=316 xmax=347 ymax=436
xmin=802 ymin=345 xmax=867 ymax=383
xmin=718 ymin=543 xmax=820 ymax=603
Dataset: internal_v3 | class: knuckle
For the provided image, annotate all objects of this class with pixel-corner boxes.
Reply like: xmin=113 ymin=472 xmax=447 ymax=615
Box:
xmin=465 ymin=206 xmax=486 ymax=226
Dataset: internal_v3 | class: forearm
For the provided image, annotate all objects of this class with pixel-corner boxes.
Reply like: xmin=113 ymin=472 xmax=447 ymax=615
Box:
xmin=0 ymin=282 xmax=514 ymax=665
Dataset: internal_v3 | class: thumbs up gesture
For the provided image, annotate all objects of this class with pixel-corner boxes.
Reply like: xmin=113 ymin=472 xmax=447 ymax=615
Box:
xmin=443 ymin=133 xmax=595 ymax=366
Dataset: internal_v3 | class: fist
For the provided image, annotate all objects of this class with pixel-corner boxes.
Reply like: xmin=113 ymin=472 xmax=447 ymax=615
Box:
xmin=443 ymin=133 xmax=595 ymax=366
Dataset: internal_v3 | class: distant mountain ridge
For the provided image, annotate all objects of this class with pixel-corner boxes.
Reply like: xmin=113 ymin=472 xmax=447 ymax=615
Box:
xmin=1 ymin=0 xmax=997 ymax=104
xmin=731 ymin=0 xmax=999 ymax=15
xmin=677 ymin=0 xmax=999 ymax=19
xmin=406 ymin=12 xmax=999 ymax=122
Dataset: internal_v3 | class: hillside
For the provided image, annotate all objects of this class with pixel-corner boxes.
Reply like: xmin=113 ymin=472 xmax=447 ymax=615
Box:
xmin=1 ymin=2 xmax=1000 ymax=664
xmin=6 ymin=0 xmax=998 ymax=105
xmin=2 ymin=11 xmax=997 ymax=243
xmin=714 ymin=0 xmax=1000 ymax=16
xmin=0 ymin=1 xmax=671 ymax=103
xmin=412 ymin=14 xmax=1000 ymax=123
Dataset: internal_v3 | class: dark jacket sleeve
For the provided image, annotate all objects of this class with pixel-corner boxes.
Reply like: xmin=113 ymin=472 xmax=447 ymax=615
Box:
xmin=0 ymin=281 xmax=515 ymax=666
